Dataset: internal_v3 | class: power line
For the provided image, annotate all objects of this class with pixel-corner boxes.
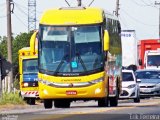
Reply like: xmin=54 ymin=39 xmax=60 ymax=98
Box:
xmin=119 ymin=15 xmax=129 ymax=29
xmin=65 ymin=0 xmax=70 ymax=6
xmin=141 ymin=0 xmax=152 ymax=6
xmin=121 ymin=8 xmax=158 ymax=26
xmin=0 ymin=3 xmax=5 ymax=6
xmin=131 ymin=0 xmax=158 ymax=8
xmin=0 ymin=15 xmax=6 ymax=18
xmin=88 ymin=0 xmax=95 ymax=7
xmin=13 ymin=14 xmax=28 ymax=28
xmin=14 ymin=2 xmax=42 ymax=14
xmin=14 ymin=3 xmax=28 ymax=16
xmin=14 ymin=2 xmax=28 ymax=11
xmin=147 ymin=0 xmax=155 ymax=4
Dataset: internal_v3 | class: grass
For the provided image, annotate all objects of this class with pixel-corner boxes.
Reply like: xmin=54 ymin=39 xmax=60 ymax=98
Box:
xmin=0 ymin=92 xmax=25 ymax=105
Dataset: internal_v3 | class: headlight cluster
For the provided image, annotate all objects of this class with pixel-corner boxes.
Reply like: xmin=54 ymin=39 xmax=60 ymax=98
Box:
xmin=90 ymin=78 xmax=103 ymax=84
xmin=155 ymin=83 xmax=160 ymax=87
xmin=22 ymin=82 xmax=29 ymax=87
xmin=128 ymin=84 xmax=136 ymax=89
xmin=39 ymin=79 xmax=51 ymax=85
xmin=39 ymin=77 xmax=103 ymax=88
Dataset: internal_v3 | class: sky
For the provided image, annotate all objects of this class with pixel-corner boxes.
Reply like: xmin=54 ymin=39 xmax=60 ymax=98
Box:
xmin=0 ymin=0 xmax=159 ymax=40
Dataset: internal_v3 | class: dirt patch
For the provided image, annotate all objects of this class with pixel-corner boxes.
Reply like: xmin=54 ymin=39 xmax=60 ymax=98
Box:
xmin=0 ymin=104 xmax=28 ymax=111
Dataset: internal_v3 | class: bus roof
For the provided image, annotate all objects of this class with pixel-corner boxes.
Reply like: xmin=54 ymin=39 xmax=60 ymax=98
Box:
xmin=19 ymin=47 xmax=30 ymax=53
xmin=40 ymin=7 xmax=104 ymax=25
xmin=19 ymin=47 xmax=38 ymax=56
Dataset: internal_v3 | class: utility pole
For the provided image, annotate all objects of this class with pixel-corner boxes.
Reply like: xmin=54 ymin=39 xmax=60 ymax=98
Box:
xmin=6 ymin=0 xmax=14 ymax=92
xmin=115 ymin=0 xmax=120 ymax=17
xmin=155 ymin=1 xmax=160 ymax=40
xmin=77 ymin=0 xmax=81 ymax=6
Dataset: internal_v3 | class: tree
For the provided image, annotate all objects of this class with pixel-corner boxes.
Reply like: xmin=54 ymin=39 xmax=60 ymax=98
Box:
xmin=0 ymin=32 xmax=33 ymax=77
xmin=12 ymin=32 xmax=33 ymax=76
xmin=0 ymin=36 xmax=7 ymax=59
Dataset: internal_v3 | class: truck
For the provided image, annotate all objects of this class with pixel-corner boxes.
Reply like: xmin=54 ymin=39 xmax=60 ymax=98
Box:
xmin=32 ymin=6 xmax=122 ymax=109
xmin=121 ymin=30 xmax=138 ymax=70
xmin=138 ymin=39 xmax=160 ymax=69
xmin=18 ymin=32 xmax=38 ymax=105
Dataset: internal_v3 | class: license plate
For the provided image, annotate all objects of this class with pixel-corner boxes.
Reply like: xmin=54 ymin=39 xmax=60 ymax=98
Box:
xmin=141 ymin=89 xmax=151 ymax=93
xmin=66 ymin=90 xmax=77 ymax=95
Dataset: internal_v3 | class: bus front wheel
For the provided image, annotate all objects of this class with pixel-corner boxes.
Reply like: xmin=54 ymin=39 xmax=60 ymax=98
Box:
xmin=44 ymin=99 xmax=53 ymax=109
xmin=98 ymin=97 xmax=108 ymax=107
xmin=26 ymin=98 xmax=35 ymax=105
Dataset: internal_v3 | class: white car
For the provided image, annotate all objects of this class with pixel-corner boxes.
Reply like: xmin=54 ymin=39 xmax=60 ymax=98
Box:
xmin=119 ymin=70 xmax=140 ymax=103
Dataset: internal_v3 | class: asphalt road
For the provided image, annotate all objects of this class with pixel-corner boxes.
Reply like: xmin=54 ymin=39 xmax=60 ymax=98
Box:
xmin=1 ymin=97 xmax=160 ymax=120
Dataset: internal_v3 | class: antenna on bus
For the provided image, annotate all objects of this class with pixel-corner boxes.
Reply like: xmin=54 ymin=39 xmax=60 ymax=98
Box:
xmin=65 ymin=0 xmax=70 ymax=6
xmin=88 ymin=0 xmax=95 ymax=6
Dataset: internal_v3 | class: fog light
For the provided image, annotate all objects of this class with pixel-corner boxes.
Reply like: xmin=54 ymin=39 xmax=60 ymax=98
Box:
xmin=95 ymin=88 xmax=101 ymax=94
xmin=43 ymin=89 xmax=48 ymax=95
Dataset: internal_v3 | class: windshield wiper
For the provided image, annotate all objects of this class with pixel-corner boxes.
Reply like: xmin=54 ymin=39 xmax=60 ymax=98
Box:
xmin=54 ymin=54 xmax=69 ymax=74
xmin=76 ymin=53 xmax=87 ymax=72
xmin=39 ymin=68 xmax=54 ymax=74
xmin=54 ymin=53 xmax=87 ymax=74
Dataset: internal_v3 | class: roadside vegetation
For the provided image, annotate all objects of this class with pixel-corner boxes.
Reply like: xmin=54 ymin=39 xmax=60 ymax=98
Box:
xmin=0 ymin=32 xmax=33 ymax=105
xmin=0 ymin=92 xmax=25 ymax=105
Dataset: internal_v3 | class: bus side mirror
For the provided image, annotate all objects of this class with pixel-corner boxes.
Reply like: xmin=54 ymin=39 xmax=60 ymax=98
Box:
xmin=104 ymin=30 xmax=109 ymax=51
xmin=139 ymin=59 xmax=142 ymax=65
xmin=30 ymin=31 xmax=38 ymax=53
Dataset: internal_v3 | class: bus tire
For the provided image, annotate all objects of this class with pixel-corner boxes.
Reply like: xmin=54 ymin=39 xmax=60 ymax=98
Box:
xmin=44 ymin=99 xmax=53 ymax=109
xmin=31 ymin=98 xmax=36 ymax=105
xmin=98 ymin=97 xmax=108 ymax=107
xmin=109 ymin=86 xmax=118 ymax=107
xmin=25 ymin=98 xmax=35 ymax=105
xmin=109 ymin=96 xmax=118 ymax=107
xmin=110 ymin=80 xmax=119 ymax=107
xmin=27 ymin=98 xmax=35 ymax=105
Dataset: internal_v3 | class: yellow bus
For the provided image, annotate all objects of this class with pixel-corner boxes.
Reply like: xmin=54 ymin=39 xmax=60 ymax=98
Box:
xmin=19 ymin=32 xmax=38 ymax=105
xmin=36 ymin=7 xmax=122 ymax=108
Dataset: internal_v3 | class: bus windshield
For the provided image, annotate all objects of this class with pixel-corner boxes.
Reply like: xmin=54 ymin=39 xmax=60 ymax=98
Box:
xmin=23 ymin=59 xmax=38 ymax=74
xmin=39 ymin=25 xmax=103 ymax=76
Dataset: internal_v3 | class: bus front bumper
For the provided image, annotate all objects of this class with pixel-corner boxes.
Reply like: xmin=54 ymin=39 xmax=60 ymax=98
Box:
xmin=39 ymin=81 xmax=107 ymax=99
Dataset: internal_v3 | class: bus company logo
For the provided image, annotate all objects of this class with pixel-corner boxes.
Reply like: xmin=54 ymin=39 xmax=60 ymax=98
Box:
xmin=121 ymin=33 xmax=131 ymax=37
xmin=68 ymin=83 xmax=73 ymax=87
xmin=62 ymin=73 xmax=80 ymax=76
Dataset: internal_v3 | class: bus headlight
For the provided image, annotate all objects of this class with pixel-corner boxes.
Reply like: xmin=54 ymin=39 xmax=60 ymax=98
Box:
xmin=39 ymin=79 xmax=50 ymax=85
xmin=23 ymin=82 xmax=29 ymax=87
xmin=90 ymin=78 xmax=103 ymax=84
